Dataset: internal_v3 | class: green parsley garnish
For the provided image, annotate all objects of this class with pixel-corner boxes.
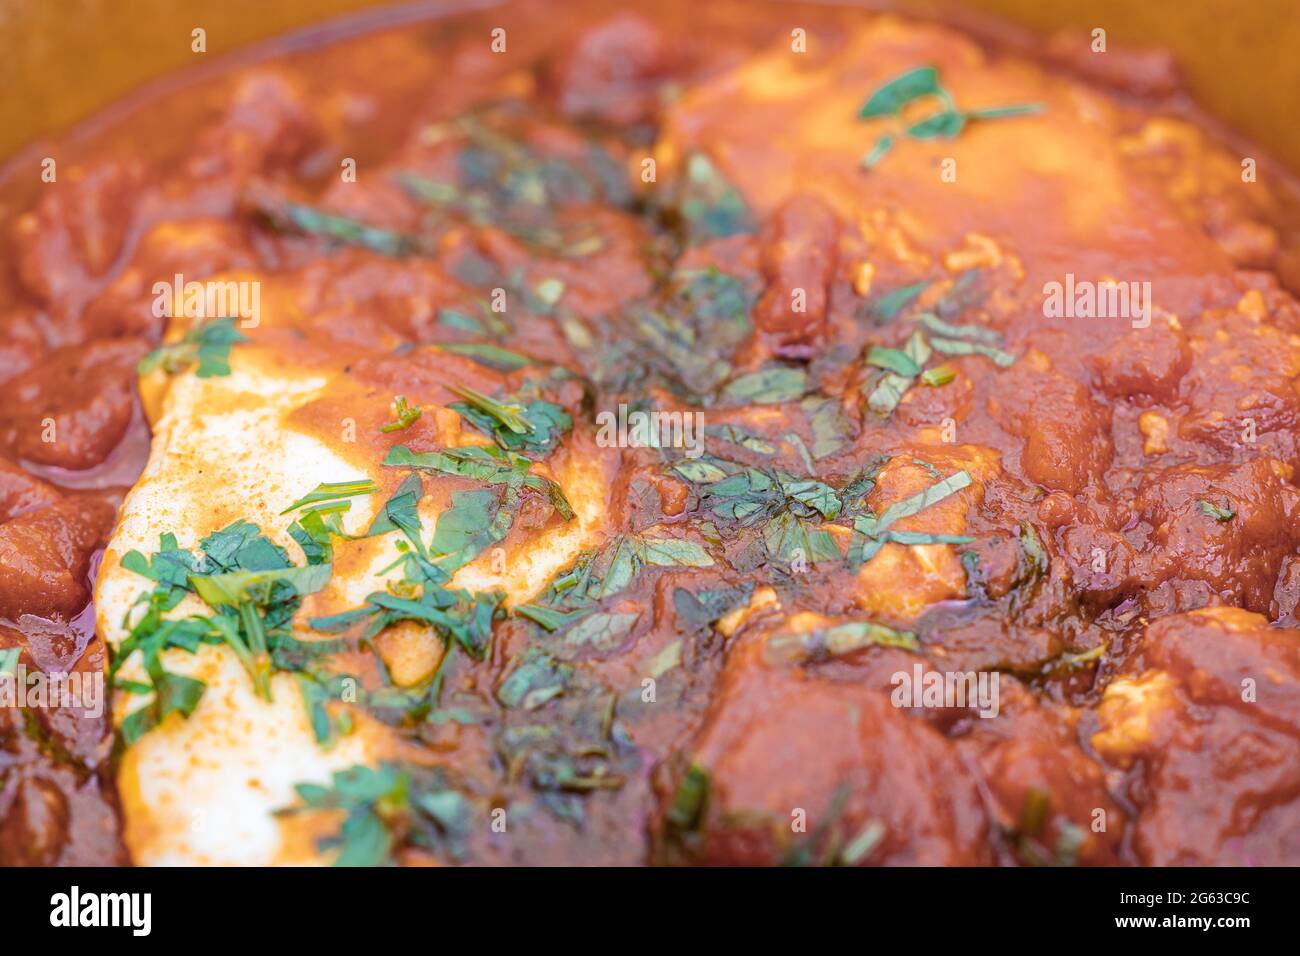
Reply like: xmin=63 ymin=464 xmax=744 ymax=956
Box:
xmin=280 ymin=479 xmax=378 ymax=515
xmin=380 ymin=395 xmax=422 ymax=433
xmin=858 ymin=65 xmax=1042 ymax=168
xmin=257 ymin=198 xmax=417 ymax=256
xmin=138 ymin=317 xmax=248 ymax=379
xmin=115 ymin=522 xmax=339 ymax=741
xmin=865 ymin=330 xmax=931 ymax=417
xmin=518 ymin=531 xmax=713 ymax=628
xmin=920 ymin=364 xmax=956 ymax=387
xmin=872 ymin=280 xmax=930 ymax=322
xmin=280 ymin=763 xmax=473 ymax=866
xmin=766 ymin=620 xmax=918 ymax=664
xmin=447 ymin=384 xmax=571 ymax=453
xmin=384 ymin=444 xmax=574 ymax=521
xmin=1197 ymin=498 xmax=1235 ymax=521
xmin=667 ymin=457 xmax=843 ymax=567
xmin=849 ymin=469 xmax=974 ymax=567
xmin=435 ymin=342 xmax=533 ymax=372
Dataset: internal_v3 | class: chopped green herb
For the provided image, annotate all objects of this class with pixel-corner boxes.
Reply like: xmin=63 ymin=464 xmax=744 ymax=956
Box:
xmin=907 ymin=109 xmax=967 ymax=139
xmin=668 ymin=456 xmax=845 ymax=568
xmin=497 ymin=648 xmax=572 ymax=710
xmin=762 ymin=509 xmax=843 ymax=564
xmin=379 ymin=395 xmax=422 ymax=433
xmin=865 ymin=330 xmax=931 ymax=417
xmin=448 ymin=384 xmax=531 ymax=434
xmin=859 ymin=65 xmax=1042 ymax=169
xmin=448 ymin=384 xmax=571 ymax=453
xmin=873 ymin=470 xmax=971 ymax=531
xmin=116 ymin=520 xmax=336 ymax=733
xmin=189 ymin=564 xmax=331 ymax=608
xmin=664 ymin=763 xmax=711 ymax=844
xmin=435 ymin=342 xmax=533 ymax=371
xmin=384 ymin=444 xmax=574 ymax=521
xmin=646 ymin=639 xmax=683 ymax=678
xmin=858 ymin=65 xmax=945 ymax=118
xmin=766 ymin=620 xmax=918 ymax=663
xmin=366 ymin=474 xmax=425 ymax=550
xmin=258 ymin=199 xmax=417 ymax=256
xmin=1197 ymin=498 xmax=1235 ymax=521
xmin=534 ymin=277 xmax=566 ymax=306
xmin=139 ymin=317 xmax=248 ymax=379
xmin=840 ymin=820 xmax=887 ymax=865
xmin=676 ymin=153 xmax=753 ymax=238
xmin=280 ymin=479 xmax=378 ymax=515
xmin=631 ymin=267 xmax=754 ymax=395
xmin=515 ymin=604 xmax=588 ymax=632
xmin=281 ymin=763 xmax=472 ymax=865
xmin=872 ymin=281 xmax=930 ymax=322
xmin=928 ymin=336 xmax=1016 ymax=367
xmin=560 ymin=611 xmax=641 ymax=654
xmin=429 ymin=488 xmax=509 ymax=572
xmin=920 ymin=364 xmax=956 ymax=387
xmin=803 ymin=396 xmax=853 ymax=460
xmin=722 ymin=366 xmax=808 ymax=405
xmin=867 ymin=345 xmax=922 ymax=377
xmin=523 ymin=531 xmax=714 ymax=617
xmin=917 ymin=311 xmax=1003 ymax=345
xmin=862 ymin=133 xmax=895 ymax=169
xmin=705 ymin=423 xmax=777 ymax=456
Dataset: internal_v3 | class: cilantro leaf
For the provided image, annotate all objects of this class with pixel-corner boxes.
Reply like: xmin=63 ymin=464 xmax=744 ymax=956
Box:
xmin=448 ymin=384 xmax=571 ymax=453
xmin=280 ymin=479 xmax=378 ymax=515
xmin=138 ymin=317 xmax=248 ymax=379
xmin=850 ymin=470 xmax=973 ymax=567
xmin=384 ymin=444 xmax=574 ymax=521
xmin=1197 ymin=498 xmax=1235 ymax=521
xmin=858 ymin=66 xmax=943 ymax=119
xmin=379 ymin=395 xmax=422 ymax=433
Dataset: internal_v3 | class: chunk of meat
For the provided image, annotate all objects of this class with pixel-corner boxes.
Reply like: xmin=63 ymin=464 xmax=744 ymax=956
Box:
xmin=1177 ymin=296 xmax=1300 ymax=469
xmin=1091 ymin=608 xmax=1300 ymax=865
xmin=987 ymin=349 xmax=1113 ymax=493
xmin=287 ymin=249 xmax=467 ymax=346
xmin=544 ymin=13 xmax=681 ymax=126
xmin=0 ymin=307 xmax=46 ymax=386
xmin=1131 ymin=457 xmax=1300 ymax=614
xmin=10 ymin=159 xmax=145 ymax=323
xmin=188 ymin=70 xmax=324 ymax=179
xmin=0 ymin=494 xmax=115 ymax=619
xmin=963 ymin=680 xmax=1125 ymax=864
xmin=80 ymin=219 xmax=261 ymax=340
xmin=0 ymin=338 xmax=146 ymax=470
xmin=753 ymin=195 xmax=838 ymax=358
xmin=0 ymin=458 xmax=61 ymax=521
xmin=658 ymin=635 xmax=990 ymax=865
xmin=1089 ymin=316 xmax=1191 ymax=403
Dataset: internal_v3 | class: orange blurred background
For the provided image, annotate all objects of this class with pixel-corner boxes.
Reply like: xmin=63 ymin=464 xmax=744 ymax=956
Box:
xmin=2 ymin=0 xmax=1297 ymax=167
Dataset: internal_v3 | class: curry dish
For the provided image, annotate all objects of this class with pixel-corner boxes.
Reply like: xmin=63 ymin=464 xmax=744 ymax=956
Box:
xmin=3 ymin=0 xmax=1300 ymax=866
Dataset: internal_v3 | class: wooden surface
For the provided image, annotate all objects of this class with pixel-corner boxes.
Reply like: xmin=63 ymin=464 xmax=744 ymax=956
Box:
xmin=2 ymin=0 xmax=1297 ymax=168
